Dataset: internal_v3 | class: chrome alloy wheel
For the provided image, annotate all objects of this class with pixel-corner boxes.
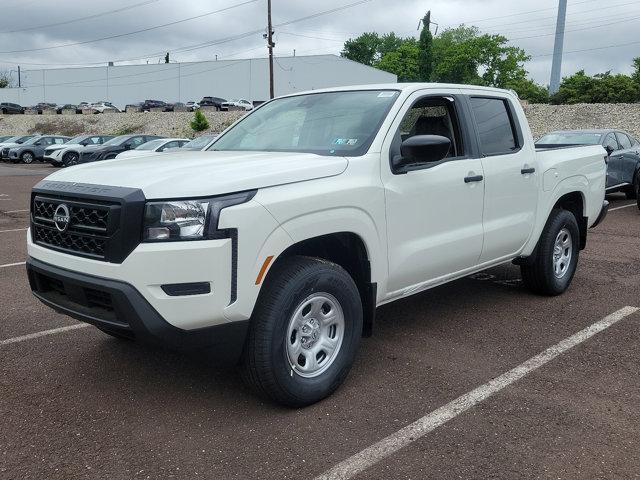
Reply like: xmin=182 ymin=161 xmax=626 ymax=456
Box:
xmin=285 ymin=293 xmax=345 ymax=378
xmin=552 ymin=227 xmax=572 ymax=279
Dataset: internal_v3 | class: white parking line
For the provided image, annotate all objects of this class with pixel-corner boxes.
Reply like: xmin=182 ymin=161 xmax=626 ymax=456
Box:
xmin=0 ymin=261 xmax=26 ymax=268
xmin=609 ymin=202 xmax=637 ymax=212
xmin=2 ymin=209 xmax=29 ymax=213
xmin=0 ymin=227 xmax=27 ymax=233
xmin=0 ymin=324 xmax=90 ymax=346
xmin=315 ymin=306 xmax=640 ymax=480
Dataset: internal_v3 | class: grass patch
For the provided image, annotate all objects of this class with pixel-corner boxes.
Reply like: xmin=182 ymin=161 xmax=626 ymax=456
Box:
xmin=28 ymin=119 xmax=85 ymax=136
xmin=112 ymin=124 xmax=143 ymax=135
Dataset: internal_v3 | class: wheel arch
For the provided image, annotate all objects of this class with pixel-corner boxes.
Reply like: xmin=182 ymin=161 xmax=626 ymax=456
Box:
xmin=265 ymin=232 xmax=377 ymax=337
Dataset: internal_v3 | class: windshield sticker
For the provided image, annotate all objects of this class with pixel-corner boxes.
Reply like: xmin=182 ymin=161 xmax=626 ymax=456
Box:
xmin=377 ymin=91 xmax=396 ymax=98
xmin=332 ymin=138 xmax=358 ymax=146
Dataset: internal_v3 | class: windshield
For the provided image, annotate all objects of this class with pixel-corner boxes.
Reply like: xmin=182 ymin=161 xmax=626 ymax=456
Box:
xmin=68 ymin=135 xmax=89 ymax=144
xmin=102 ymin=135 xmax=129 ymax=146
xmin=537 ymin=132 xmax=603 ymax=145
xmin=23 ymin=136 xmax=42 ymax=145
xmin=210 ymin=90 xmax=400 ymax=156
xmin=2 ymin=136 xmax=21 ymax=143
xmin=135 ymin=139 xmax=165 ymax=150
xmin=184 ymin=135 xmax=216 ymax=149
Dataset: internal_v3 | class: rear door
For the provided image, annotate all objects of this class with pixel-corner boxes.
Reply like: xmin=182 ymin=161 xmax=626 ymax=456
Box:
xmin=614 ymin=132 xmax=640 ymax=185
xmin=467 ymin=95 xmax=539 ymax=263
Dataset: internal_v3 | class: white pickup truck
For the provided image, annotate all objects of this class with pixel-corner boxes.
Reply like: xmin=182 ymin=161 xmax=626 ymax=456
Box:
xmin=27 ymin=84 xmax=608 ymax=406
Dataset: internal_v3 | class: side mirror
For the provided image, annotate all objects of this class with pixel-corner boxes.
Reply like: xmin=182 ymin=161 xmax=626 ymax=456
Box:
xmin=124 ymin=143 xmax=132 ymax=150
xmin=605 ymin=145 xmax=615 ymax=156
xmin=394 ymin=135 xmax=451 ymax=171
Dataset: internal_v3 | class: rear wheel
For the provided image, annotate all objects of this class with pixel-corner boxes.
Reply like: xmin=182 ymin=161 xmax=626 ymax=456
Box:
xmin=521 ymin=209 xmax=580 ymax=296
xmin=62 ymin=152 xmax=79 ymax=167
xmin=635 ymin=176 xmax=640 ymax=210
xmin=21 ymin=151 xmax=34 ymax=164
xmin=241 ymin=256 xmax=363 ymax=407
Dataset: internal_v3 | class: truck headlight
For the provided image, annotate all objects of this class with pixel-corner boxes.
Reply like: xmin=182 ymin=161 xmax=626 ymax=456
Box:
xmin=142 ymin=191 xmax=255 ymax=241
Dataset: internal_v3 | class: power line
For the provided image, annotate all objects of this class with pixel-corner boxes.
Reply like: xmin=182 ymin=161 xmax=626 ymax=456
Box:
xmin=508 ymin=13 xmax=640 ymax=41
xmin=530 ymin=39 xmax=640 ymax=58
xmin=0 ymin=0 xmax=259 ymax=54
xmin=0 ymin=0 xmax=159 ymax=34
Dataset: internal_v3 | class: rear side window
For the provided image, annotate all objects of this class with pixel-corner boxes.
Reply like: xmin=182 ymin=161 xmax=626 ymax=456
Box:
xmin=469 ymin=97 xmax=518 ymax=156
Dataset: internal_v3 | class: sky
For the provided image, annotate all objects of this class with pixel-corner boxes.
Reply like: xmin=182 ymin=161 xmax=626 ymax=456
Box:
xmin=0 ymin=0 xmax=637 ymax=87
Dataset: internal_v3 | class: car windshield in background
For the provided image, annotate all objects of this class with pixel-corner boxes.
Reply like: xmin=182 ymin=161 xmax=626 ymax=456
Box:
xmin=184 ymin=135 xmax=216 ymax=149
xmin=102 ymin=135 xmax=130 ymax=146
xmin=68 ymin=135 xmax=89 ymax=143
xmin=537 ymin=132 xmax=603 ymax=145
xmin=211 ymin=90 xmax=400 ymax=156
xmin=136 ymin=139 xmax=165 ymax=150
xmin=22 ymin=137 xmax=41 ymax=145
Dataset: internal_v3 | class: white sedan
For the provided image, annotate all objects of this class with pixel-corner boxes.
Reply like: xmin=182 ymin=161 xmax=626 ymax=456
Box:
xmin=221 ymin=99 xmax=253 ymax=111
xmin=115 ymin=138 xmax=189 ymax=159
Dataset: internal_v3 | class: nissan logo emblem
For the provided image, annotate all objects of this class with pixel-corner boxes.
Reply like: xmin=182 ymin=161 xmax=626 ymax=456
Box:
xmin=53 ymin=204 xmax=71 ymax=232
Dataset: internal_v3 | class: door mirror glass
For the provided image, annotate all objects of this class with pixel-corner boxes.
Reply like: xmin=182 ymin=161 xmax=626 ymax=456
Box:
xmin=605 ymin=145 xmax=615 ymax=156
xmin=395 ymin=135 xmax=451 ymax=169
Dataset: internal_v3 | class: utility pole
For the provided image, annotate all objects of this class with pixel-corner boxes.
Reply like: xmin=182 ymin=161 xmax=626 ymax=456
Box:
xmin=265 ymin=0 xmax=275 ymax=98
xmin=549 ymin=0 xmax=567 ymax=95
xmin=17 ymin=65 xmax=20 ymax=88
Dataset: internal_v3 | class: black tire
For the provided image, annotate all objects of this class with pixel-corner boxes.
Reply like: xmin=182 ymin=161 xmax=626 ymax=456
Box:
xmin=1 ymin=108 xmax=6 ymax=115
xmin=21 ymin=151 xmax=34 ymax=164
xmin=62 ymin=152 xmax=79 ymax=167
xmin=521 ymin=209 xmax=580 ymax=296
xmin=241 ymin=256 xmax=363 ymax=407
xmin=635 ymin=176 xmax=640 ymax=210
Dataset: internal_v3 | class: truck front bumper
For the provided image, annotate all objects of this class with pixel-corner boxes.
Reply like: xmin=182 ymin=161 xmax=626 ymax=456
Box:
xmin=26 ymin=257 xmax=249 ymax=363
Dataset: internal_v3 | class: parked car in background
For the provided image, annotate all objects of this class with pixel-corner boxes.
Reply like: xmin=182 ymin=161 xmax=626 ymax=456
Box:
xmin=221 ymin=98 xmax=253 ymax=111
xmin=0 ymin=102 xmax=25 ymax=114
xmin=141 ymin=100 xmax=173 ymax=112
xmin=0 ymin=135 xmax=39 ymax=160
xmin=8 ymin=135 xmax=70 ymax=164
xmin=536 ymin=129 xmax=640 ymax=198
xmin=90 ymin=101 xmax=120 ymax=113
xmin=163 ymin=134 xmax=218 ymax=152
xmin=0 ymin=135 xmax=14 ymax=143
xmin=199 ymin=96 xmax=226 ymax=111
xmin=186 ymin=101 xmax=200 ymax=111
xmin=56 ymin=104 xmax=78 ymax=114
xmin=78 ymin=134 xmax=163 ymax=163
xmin=44 ymin=134 xmax=114 ymax=167
xmin=77 ymin=102 xmax=91 ymax=113
xmin=34 ymin=103 xmax=57 ymax=114
xmin=115 ymin=138 xmax=189 ymax=158
xmin=26 ymin=85 xmax=607 ymax=406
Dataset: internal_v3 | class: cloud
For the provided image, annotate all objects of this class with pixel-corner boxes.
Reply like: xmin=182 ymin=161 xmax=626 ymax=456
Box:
xmin=0 ymin=0 xmax=637 ymax=85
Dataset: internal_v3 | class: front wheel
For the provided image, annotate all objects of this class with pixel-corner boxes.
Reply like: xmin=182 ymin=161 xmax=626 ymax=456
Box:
xmin=62 ymin=152 xmax=79 ymax=167
xmin=635 ymin=176 xmax=640 ymax=210
xmin=241 ymin=256 xmax=363 ymax=407
xmin=521 ymin=209 xmax=580 ymax=296
xmin=21 ymin=152 xmax=34 ymax=164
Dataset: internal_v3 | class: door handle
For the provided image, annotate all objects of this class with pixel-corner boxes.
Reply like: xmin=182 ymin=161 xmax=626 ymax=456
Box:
xmin=464 ymin=175 xmax=484 ymax=183
xmin=521 ymin=167 xmax=536 ymax=174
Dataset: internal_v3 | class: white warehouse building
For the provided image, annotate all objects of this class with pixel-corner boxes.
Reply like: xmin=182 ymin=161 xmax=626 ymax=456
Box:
xmin=0 ymin=55 xmax=396 ymax=108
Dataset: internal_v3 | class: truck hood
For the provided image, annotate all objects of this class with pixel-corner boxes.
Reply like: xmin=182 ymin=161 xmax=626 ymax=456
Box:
xmin=42 ymin=150 xmax=348 ymax=198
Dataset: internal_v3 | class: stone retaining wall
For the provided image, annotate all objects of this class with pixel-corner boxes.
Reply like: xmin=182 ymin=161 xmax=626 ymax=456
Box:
xmin=0 ymin=104 xmax=638 ymax=139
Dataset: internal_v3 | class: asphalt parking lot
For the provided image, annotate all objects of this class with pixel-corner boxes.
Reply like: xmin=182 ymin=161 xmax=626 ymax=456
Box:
xmin=1 ymin=163 xmax=639 ymax=480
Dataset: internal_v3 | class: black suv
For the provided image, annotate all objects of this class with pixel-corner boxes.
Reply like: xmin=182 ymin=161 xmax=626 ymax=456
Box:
xmin=141 ymin=100 xmax=173 ymax=112
xmin=79 ymin=135 xmax=163 ymax=163
xmin=0 ymin=102 xmax=24 ymax=114
xmin=199 ymin=96 xmax=226 ymax=111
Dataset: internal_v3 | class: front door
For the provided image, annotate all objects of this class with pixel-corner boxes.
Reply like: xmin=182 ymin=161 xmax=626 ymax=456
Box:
xmin=382 ymin=91 xmax=484 ymax=295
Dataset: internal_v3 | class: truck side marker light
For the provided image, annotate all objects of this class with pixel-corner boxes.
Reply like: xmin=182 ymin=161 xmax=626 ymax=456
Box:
xmin=255 ymin=256 xmax=274 ymax=285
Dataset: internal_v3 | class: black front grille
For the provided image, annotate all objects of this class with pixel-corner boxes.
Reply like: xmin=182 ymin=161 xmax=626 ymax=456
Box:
xmin=33 ymin=224 xmax=106 ymax=258
xmin=30 ymin=181 xmax=146 ymax=263
xmin=32 ymin=195 xmax=118 ymax=261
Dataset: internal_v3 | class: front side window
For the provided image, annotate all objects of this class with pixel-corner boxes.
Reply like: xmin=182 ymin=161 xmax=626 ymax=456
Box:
xmin=469 ymin=97 xmax=518 ymax=156
xmin=603 ymin=133 xmax=618 ymax=152
xmin=210 ymin=90 xmax=400 ymax=157
xmin=616 ymin=132 xmax=632 ymax=150
xmin=395 ymin=96 xmax=464 ymax=159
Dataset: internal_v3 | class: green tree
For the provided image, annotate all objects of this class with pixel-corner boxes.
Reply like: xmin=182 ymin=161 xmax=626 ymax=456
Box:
xmin=190 ymin=109 xmax=209 ymax=132
xmin=506 ymin=78 xmax=549 ymax=103
xmin=0 ymin=71 xmax=12 ymax=88
xmin=631 ymin=57 xmax=640 ymax=87
xmin=551 ymin=69 xmax=639 ymax=104
xmin=418 ymin=12 xmax=434 ymax=81
xmin=377 ymin=43 xmax=421 ymax=82
xmin=341 ymin=32 xmax=414 ymax=66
